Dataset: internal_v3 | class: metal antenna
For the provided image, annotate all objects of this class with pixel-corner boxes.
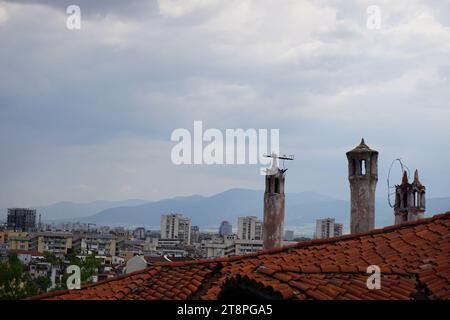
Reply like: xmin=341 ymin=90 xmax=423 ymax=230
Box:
xmin=387 ymin=158 xmax=410 ymax=208
xmin=263 ymin=153 xmax=294 ymax=170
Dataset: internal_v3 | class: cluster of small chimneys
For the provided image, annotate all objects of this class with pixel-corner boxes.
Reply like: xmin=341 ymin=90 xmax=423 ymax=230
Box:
xmin=262 ymin=138 xmax=426 ymax=250
xmin=394 ymin=169 xmax=426 ymax=224
xmin=345 ymin=138 xmax=426 ymax=234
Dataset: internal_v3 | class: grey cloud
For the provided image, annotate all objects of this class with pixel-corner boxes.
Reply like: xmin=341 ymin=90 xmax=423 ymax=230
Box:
xmin=3 ymin=0 xmax=159 ymax=19
xmin=0 ymin=0 xmax=449 ymax=209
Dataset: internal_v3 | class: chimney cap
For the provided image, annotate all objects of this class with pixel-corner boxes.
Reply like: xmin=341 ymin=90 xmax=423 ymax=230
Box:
xmin=347 ymin=138 xmax=378 ymax=154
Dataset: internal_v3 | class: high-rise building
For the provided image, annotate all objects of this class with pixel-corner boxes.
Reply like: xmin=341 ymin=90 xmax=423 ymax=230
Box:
xmin=394 ymin=170 xmax=426 ymax=224
xmin=219 ymin=221 xmax=233 ymax=236
xmin=346 ymin=139 xmax=378 ymax=234
xmin=315 ymin=218 xmax=343 ymax=239
xmin=7 ymin=208 xmax=36 ymax=232
xmin=237 ymin=216 xmax=263 ymax=241
xmin=160 ymin=214 xmax=191 ymax=245
xmin=190 ymin=225 xmax=200 ymax=245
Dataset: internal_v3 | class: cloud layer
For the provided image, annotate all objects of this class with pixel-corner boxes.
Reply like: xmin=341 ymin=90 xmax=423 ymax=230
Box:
xmin=0 ymin=0 xmax=449 ymax=210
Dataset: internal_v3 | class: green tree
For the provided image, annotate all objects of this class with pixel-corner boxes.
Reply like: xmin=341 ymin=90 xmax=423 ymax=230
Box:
xmin=0 ymin=253 xmax=37 ymax=300
xmin=43 ymin=252 xmax=59 ymax=265
xmin=81 ymin=253 xmax=101 ymax=282
xmin=59 ymin=251 xmax=102 ymax=288
xmin=33 ymin=275 xmax=52 ymax=293
xmin=67 ymin=249 xmax=81 ymax=265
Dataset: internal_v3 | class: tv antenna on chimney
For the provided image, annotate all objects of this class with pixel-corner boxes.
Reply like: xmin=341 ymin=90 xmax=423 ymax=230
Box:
xmin=263 ymin=153 xmax=294 ymax=171
xmin=387 ymin=158 xmax=410 ymax=208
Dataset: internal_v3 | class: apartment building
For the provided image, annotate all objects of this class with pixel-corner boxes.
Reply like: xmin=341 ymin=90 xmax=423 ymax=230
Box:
xmin=237 ymin=216 xmax=263 ymax=240
xmin=73 ymin=234 xmax=117 ymax=256
xmin=160 ymin=214 xmax=191 ymax=245
xmin=7 ymin=208 xmax=36 ymax=232
xmin=9 ymin=234 xmax=32 ymax=251
xmin=31 ymin=232 xmax=73 ymax=256
xmin=315 ymin=218 xmax=343 ymax=239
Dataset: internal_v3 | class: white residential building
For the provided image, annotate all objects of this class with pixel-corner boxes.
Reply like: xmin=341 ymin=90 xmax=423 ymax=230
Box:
xmin=73 ymin=234 xmax=117 ymax=256
xmin=237 ymin=216 xmax=263 ymax=240
xmin=284 ymin=230 xmax=294 ymax=241
xmin=235 ymin=239 xmax=263 ymax=255
xmin=201 ymin=235 xmax=237 ymax=258
xmin=161 ymin=214 xmax=191 ymax=245
xmin=315 ymin=218 xmax=343 ymax=239
xmin=201 ymin=236 xmax=295 ymax=259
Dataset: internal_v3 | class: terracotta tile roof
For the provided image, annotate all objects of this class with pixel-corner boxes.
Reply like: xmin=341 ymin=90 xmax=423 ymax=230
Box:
xmin=30 ymin=212 xmax=450 ymax=300
xmin=11 ymin=249 xmax=44 ymax=257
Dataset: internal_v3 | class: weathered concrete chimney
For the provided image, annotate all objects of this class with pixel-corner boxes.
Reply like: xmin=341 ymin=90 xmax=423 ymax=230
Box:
xmin=263 ymin=160 xmax=286 ymax=249
xmin=394 ymin=169 xmax=425 ymax=224
xmin=346 ymin=139 xmax=378 ymax=234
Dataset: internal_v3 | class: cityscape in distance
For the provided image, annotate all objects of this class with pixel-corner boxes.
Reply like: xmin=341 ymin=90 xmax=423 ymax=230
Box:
xmin=0 ymin=0 xmax=449 ymax=308
xmin=1 ymin=141 xmax=449 ymax=300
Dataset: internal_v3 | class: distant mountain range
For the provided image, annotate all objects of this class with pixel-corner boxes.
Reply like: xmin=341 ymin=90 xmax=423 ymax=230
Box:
xmin=80 ymin=189 xmax=450 ymax=230
xmin=2 ymin=189 xmax=449 ymax=236
xmin=80 ymin=189 xmax=336 ymax=227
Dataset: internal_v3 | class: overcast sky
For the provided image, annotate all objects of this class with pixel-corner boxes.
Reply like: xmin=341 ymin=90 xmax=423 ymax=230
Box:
xmin=0 ymin=0 xmax=449 ymax=208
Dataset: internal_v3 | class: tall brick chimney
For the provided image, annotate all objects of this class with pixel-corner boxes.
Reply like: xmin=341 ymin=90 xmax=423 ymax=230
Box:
xmin=263 ymin=159 xmax=286 ymax=249
xmin=346 ymin=139 xmax=378 ymax=234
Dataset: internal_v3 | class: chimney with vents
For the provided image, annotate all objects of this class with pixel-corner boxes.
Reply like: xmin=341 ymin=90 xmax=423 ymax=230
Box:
xmin=346 ymin=139 xmax=378 ymax=234
xmin=394 ymin=169 xmax=425 ymax=224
